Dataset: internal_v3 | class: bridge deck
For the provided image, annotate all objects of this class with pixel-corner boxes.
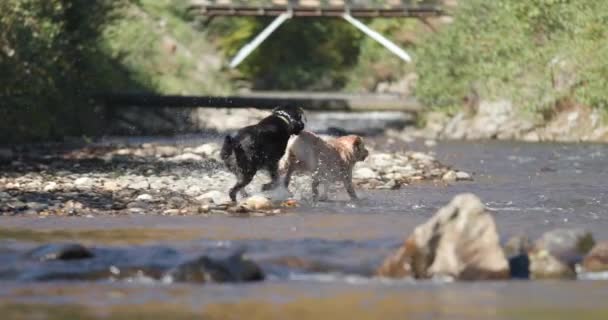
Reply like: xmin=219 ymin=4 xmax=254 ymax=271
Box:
xmin=189 ymin=1 xmax=443 ymax=17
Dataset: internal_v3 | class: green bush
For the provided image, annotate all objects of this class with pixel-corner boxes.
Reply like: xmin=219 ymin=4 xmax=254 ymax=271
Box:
xmin=0 ymin=0 xmax=232 ymax=143
xmin=415 ymin=0 xmax=608 ymax=114
xmin=0 ymin=0 xmax=137 ymax=143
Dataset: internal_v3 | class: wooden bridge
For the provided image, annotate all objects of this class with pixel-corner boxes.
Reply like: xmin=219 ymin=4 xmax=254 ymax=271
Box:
xmin=99 ymin=1 xmax=446 ymax=116
xmin=189 ymin=0 xmax=444 ymax=18
xmin=190 ymin=0 xmax=446 ymax=67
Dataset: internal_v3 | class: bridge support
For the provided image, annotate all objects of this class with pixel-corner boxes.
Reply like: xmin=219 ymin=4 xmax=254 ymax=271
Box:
xmin=342 ymin=13 xmax=412 ymax=63
xmin=228 ymin=10 xmax=412 ymax=68
xmin=229 ymin=11 xmax=292 ymax=68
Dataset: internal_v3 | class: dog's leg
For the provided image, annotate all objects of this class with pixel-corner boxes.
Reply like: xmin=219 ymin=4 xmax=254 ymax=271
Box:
xmin=261 ymin=163 xmax=280 ymax=191
xmin=311 ymin=171 xmax=321 ymax=202
xmin=283 ymin=155 xmax=296 ymax=189
xmin=343 ymin=173 xmax=358 ymax=200
xmin=229 ymin=172 xmax=254 ymax=202
xmin=319 ymin=181 xmax=329 ymax=201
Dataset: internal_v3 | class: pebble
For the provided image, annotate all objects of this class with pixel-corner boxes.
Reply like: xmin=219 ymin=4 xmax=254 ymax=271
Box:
xmin=74 ymin=177 xmax=94 ymax=187
xmin=354 ymin=167 xmax=378 ymax=180
xmin=135 ymin=193 xmax=154 ymax=202
xmin=169 ymin=153 xmax=203 ymax=162
xmin=128 ymin=180 xmax=150 ymax=190
xmin=197 ymin=190 xmax=229 ymax=205
xmin=442 ymin=170 xmax=457 ymax=182
xmin=456 ymin=171 xmax=473 ymax=181
xmin=43 ymin=182 xmax=59 ymax=192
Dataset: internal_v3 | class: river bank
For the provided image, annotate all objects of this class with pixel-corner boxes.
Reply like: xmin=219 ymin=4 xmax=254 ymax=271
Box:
xmin=391 ymin=102 xmax=608 ymax=143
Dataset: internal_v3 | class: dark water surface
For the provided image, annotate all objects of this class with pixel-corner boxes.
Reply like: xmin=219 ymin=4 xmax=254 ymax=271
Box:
xmin=2 ymin=139 xmax=608 ymax=318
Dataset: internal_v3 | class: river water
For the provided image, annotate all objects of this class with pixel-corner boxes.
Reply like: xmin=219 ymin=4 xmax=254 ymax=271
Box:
xmin=2 ymin=139 xmax=608 ymax=319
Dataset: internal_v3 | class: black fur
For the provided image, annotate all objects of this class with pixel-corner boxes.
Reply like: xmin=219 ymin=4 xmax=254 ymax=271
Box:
xmin=221 ymin=106 xmax=305 ymax=202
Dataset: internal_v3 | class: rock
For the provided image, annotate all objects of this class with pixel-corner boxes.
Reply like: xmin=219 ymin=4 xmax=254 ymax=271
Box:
xmin=128 ymin=180 xmax=150 ymax=190
xmin=154 ymin=146 xmax=179 ymax=157
xmin=43 ymin=182 xmax=59 ymax=192
xmin=424 ymin=140 xmax=437 ymax=147
xmin=583 ymin=241 xmax=608 ymax=272
xmin=192 ymin=143 xmax=220 ymax=157
xmin=185 ymin=185 xmax=203 ymax=197
xmin=165 ymin=251 xmax=264 ymax=283
xmin=241 ymin=195 xmax=273 ymax=211
xmin=442 ymin=170 xmax=457 ymax=182
xmin=26 ymin=202 xmax=48 ymax=212
xmin=377 ymin=194 xmax=509 ymax=280
xmin=353 ymin=167 xmax=378 ymax=180
xmin=8 ymin=200 xmax=27 ymax=210
xmin=102 ymin=180 xmax=122 ymax=192
xmin=529 ymin=228 xmax=595 ymax=279
xmin=135 ymin=193 xmax=154 ymax=202
xmin=410 ymin=152 xmax=435 ymax=163
xmin=169 ymin=153 xmax=203 ymax=162
xmin=74 ymin=177 xmax=94 ymax=188
xmin=162 ymin=209 xmax=180 ymax=215
xmin=197 ymin=190 xmax=229 ymax=205
xmin=27 ymin=243 xmax=94 ymax=261
xmin=456 ymin=171 xmax=473 ymax=181
xmin=441 ymin=112 xmax=470 ymax=139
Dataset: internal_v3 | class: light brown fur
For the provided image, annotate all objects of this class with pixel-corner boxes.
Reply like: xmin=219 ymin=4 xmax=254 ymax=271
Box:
xmin=280 ymin=130 xmax=369 ymax=201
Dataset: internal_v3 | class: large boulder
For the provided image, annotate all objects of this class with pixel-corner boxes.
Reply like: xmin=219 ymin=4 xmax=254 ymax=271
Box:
xmin=377 ymin=194 xmax=509 ymax=280
xmin=529 ymin=228 xmax=595 ymax=279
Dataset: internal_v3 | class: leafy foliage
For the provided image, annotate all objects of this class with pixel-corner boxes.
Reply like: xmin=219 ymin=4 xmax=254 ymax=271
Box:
xmin=415 ymin=0 xmax=608 ymax=114
xmin=0 ymin=0 xmax=136 ymax=143
xmin=0 ymin=0 xmax=231 ymax=143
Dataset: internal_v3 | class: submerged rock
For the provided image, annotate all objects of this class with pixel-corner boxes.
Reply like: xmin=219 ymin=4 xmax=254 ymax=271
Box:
xmin=377 ymin=194 xmax=509 ymax=280
xmin=503 ymin=235 xmax=532 ymax=279
xmin=583 ymin=241 xmax=608 ymax=272
xmin=166 ymin=251 xmax=264 ymax=283
xmin=27 ymin=243 xmax=94 ymax=261
xmin=529 ymin=228 xmax=595 ymax=279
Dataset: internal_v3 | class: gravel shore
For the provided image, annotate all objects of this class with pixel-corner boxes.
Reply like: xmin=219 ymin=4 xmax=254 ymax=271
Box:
xmin=0 ymin=138 xmax=470 ymax=217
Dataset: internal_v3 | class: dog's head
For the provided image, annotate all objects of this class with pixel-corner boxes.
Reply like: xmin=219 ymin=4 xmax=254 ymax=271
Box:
xmin=272 ymin=106 xmax=306 ymax=135
xmin=334 ymin=135 xmax=369 ymax=162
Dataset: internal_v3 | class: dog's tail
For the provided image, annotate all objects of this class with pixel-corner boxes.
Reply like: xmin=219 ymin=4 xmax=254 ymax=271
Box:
xmin=220 ymin=135 xmax=234 ymax=160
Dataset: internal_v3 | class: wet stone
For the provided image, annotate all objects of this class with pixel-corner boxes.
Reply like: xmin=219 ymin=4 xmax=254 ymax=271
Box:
xmin=166 ymin=252 xmax=264 ymax=283
xmin=529 ymin=228 xmax=595 ymax=279
xmin=378 ymin=194 xmax=509 ymax=280
xmin=27 ymin=243 xmax=95 ymax=261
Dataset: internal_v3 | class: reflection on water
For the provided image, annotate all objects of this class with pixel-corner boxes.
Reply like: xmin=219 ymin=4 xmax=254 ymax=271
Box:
xmin=2 ymin=140 xmax=608 ymax=317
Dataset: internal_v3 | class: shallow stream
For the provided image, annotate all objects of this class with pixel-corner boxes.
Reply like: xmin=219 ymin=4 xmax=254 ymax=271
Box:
xmin=2 ymin=138 xmax=608 ymax=319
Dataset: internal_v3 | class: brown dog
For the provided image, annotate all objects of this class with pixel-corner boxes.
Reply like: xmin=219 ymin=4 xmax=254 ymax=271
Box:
xmin=280 ymin=130 xmax=369 ymax=201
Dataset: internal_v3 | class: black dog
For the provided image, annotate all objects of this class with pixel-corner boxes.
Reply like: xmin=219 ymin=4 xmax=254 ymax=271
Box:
xmin=221 ymin=106 xmax=305 ymax=202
